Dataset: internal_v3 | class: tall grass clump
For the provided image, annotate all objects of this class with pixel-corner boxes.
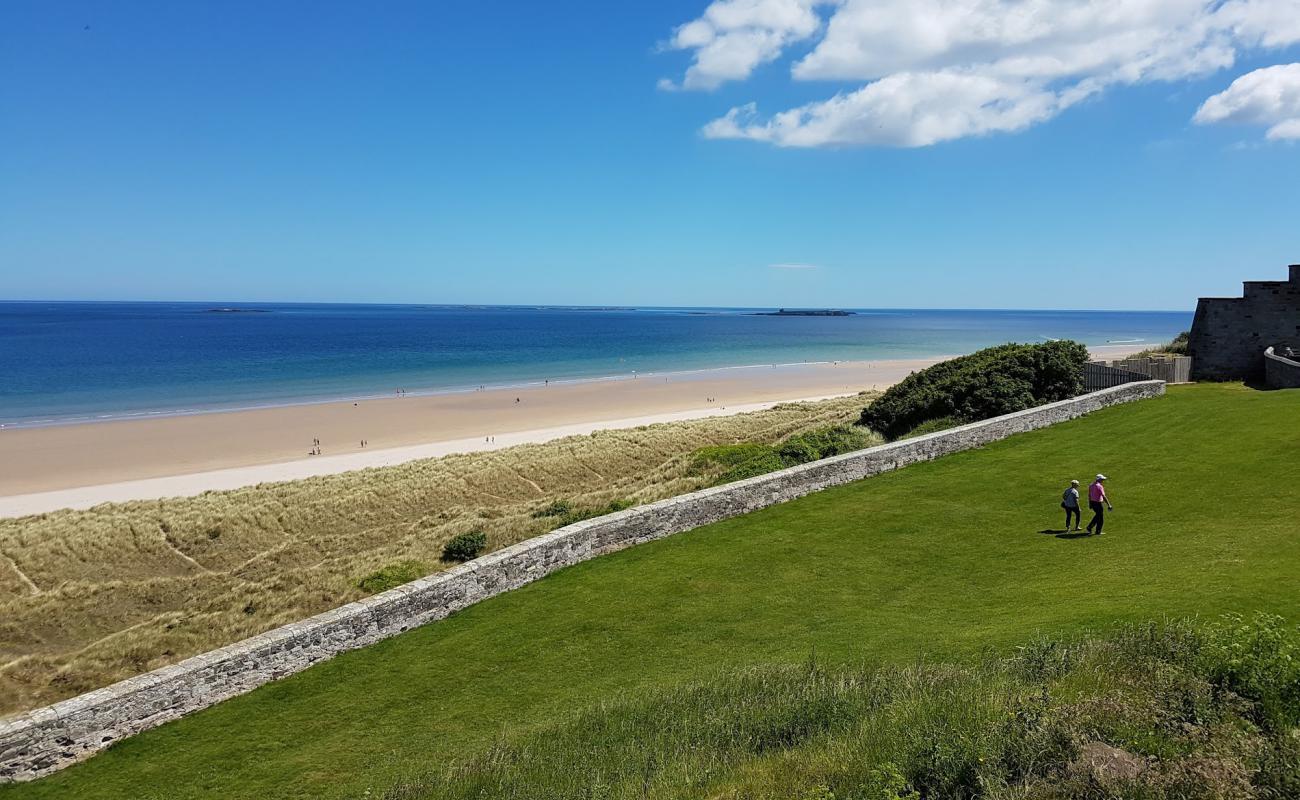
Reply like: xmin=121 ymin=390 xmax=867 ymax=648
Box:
xmin=858 ymin=340 xmax=1090 ymax=440
xmin=1129 ymin=331 xmax=1191 ymax=359
xmin=357 ymin=561 xmax=429 ymax=594
xmin=692 ymin=425 xmax=878 ymax=485
xmin=382 ymin=615 xmax=1300 ymax=800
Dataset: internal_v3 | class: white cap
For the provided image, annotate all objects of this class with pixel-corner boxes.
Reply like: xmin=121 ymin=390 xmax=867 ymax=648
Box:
xmin=1096 ymin=474 xmax=1108 ymax=481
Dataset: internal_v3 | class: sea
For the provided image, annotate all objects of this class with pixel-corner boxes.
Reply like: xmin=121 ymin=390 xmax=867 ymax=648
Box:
xmin=0 ymin=302 xmax=1192 ymax=427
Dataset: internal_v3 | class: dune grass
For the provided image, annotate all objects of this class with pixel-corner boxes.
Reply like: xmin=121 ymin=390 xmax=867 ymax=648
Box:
xmin=4 ymin=383 xmax=1299 ymax=799
xmin=0 ymin=395 xmax=874 ymax=717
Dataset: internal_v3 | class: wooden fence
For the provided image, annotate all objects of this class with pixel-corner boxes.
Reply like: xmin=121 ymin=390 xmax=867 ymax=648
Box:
xmin=1092 ymin=356 xmax=1192 ymax=384
xmin=1081 ymin=362 xmax=1151 ymax=393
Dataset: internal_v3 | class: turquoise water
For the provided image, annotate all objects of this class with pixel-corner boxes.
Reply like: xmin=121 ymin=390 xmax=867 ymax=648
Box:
xmin=0 ymin=303 xmax=1190 ymax=426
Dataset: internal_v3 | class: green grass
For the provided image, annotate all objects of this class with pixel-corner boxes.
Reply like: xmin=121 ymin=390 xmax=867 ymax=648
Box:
xmin=6 ymin=383 xmax=1300 ymax=799
xmin=385 ymin=615 xmax=1300 ymax=799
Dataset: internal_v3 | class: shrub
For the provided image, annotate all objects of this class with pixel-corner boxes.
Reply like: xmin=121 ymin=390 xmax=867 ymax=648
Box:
xmin=858 ymin=340 xmax=1090 ymax=440
xmin=778 ymin=426 xmax=873 ymax=466
xmin=357 ymin=560 xmax=428 ymax=594
xmin=441 ymin=531 xmax=487 ymax=563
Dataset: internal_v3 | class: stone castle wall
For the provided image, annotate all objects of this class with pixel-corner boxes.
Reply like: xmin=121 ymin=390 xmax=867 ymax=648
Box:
xmin=0 ymin=381 xmax=1166 ymax=784
xmin=1189 ymin=265 xmax=1300 ymax=381
xmin=1265 ymin=346 xmax=1300 ymax=389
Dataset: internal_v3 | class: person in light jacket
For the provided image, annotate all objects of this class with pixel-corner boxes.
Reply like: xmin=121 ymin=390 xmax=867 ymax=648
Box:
xmin=1061 ymin=480 xmax=1082 ymax=531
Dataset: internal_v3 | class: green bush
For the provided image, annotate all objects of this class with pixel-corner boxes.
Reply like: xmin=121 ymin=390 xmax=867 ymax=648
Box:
xmin=441 ymin=530 xmax=487 ymax=563
xmin=778 ymin=426 xmax=873 ymax=466
xmin=356 ymin=560 xmax=428 ymax=594
xmin=858 ymin=340 xmax=1090 ymax=440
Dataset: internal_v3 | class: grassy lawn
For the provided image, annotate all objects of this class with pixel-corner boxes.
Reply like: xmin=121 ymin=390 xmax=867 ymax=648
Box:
xmin=5 ymin=383 xmax=1298 ymax=799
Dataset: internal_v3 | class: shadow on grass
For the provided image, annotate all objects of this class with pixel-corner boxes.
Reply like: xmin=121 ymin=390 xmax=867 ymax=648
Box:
xmin=1038 ymin=529 xmax=1093 ymax=540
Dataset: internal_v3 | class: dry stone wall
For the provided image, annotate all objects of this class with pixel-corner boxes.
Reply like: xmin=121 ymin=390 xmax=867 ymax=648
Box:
xmin=0 ymin=380 xmax=1166 ymax=783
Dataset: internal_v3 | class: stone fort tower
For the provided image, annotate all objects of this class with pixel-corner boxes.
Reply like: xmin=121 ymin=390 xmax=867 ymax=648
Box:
xmin=1188 ymin=264 xmax=1300 ymax=381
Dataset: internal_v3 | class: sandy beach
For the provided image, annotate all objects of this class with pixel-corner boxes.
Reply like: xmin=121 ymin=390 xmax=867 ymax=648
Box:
xmin=0 ymin=346 xmax=1148 ymax=516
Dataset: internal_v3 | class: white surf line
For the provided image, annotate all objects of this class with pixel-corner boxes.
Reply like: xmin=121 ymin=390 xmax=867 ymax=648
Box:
xmin=0 ymin=395 xmax=853 ymax=518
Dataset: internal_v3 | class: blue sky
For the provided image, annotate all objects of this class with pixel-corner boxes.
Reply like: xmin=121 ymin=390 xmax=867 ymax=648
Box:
xmin=2 ymin=1 xmax=1298 ymax=310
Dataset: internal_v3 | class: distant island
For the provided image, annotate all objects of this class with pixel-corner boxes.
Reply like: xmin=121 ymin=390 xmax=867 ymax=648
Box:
xmin=754 ymin=309 xmax=855 ymax=317
xmin=203 ymin=308 xmax=272 ymax=314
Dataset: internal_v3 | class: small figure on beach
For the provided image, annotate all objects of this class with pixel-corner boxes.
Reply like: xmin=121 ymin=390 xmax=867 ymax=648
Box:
xmin=1060 ymin=480 xmax=1081 ymax=531
xmin=1086 ymin=474 xmax=1113 ymax=535
xmin=515 ymin=397 xmax=520 ymax=403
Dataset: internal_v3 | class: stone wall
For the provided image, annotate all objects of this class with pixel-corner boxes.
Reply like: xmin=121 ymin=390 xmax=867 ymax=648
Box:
xmin=1265 ymin=346 xmax=1300 ymax=389
xmin=0 ymin=380 xmax=1166 ymax=783
xmin=1188 ymin=264 xmax=1300 ymax=381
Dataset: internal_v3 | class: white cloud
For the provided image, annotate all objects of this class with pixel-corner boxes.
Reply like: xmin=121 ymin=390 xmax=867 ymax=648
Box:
xmin=706 ymin=71 xmax=1066 ymax=147
xmin=770 ymin=262 xmax=820 ymax=269
xmin=665 ymin=0 xmax=1300 ymax=146
xmin=1194 ymin=62 xmax=1300 ymax=140
xmin=659 ymin=0 xmax=828 ymax=90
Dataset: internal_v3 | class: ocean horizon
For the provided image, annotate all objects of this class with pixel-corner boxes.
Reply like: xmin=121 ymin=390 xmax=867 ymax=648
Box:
xmin=0 ymin=301 xmax=1192 ymax=427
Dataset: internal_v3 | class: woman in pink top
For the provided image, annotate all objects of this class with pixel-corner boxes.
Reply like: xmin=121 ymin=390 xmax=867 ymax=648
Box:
xmin=1086 ymin=474 xmax=1113 ymax=535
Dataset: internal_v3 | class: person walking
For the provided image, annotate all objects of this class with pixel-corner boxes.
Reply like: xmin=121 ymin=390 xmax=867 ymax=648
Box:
xmin=1061 ymin=479 xmax=1082 ymax=531
xmin=1086 ymin=474 xmax=1113 ymax=535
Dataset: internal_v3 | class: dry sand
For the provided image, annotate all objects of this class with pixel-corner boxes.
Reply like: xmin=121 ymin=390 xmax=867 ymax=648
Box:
xmin=0 ymin=346 xmax=1148 ymax=516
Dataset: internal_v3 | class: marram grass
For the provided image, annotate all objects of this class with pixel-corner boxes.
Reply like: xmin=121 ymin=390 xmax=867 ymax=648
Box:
xmin=0 ymin=394 xmax=875 ymax=717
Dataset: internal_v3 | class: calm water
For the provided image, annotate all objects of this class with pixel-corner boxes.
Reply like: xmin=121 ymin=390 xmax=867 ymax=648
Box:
xmin=0 ymin=302 xmax=1191 ymax=426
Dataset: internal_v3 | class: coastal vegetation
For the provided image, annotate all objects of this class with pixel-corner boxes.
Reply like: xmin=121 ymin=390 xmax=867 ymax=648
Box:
xmin=691 ymin=425 xmax=874 ymax=483
xmin=858 ymin=341 xmax=1090 ymax=439
xmin=1127 ymin=330 xmax=1191 ymax=359
xmin=7 ymin=383 xmax=1299 ymax=799
xmin=386 ymin=614 xmax=1300 ymax=800
xmin=440 ymin=531 xmax=487 ymax=563
xmin=0 ymin=393 xmax=874 ymax=718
